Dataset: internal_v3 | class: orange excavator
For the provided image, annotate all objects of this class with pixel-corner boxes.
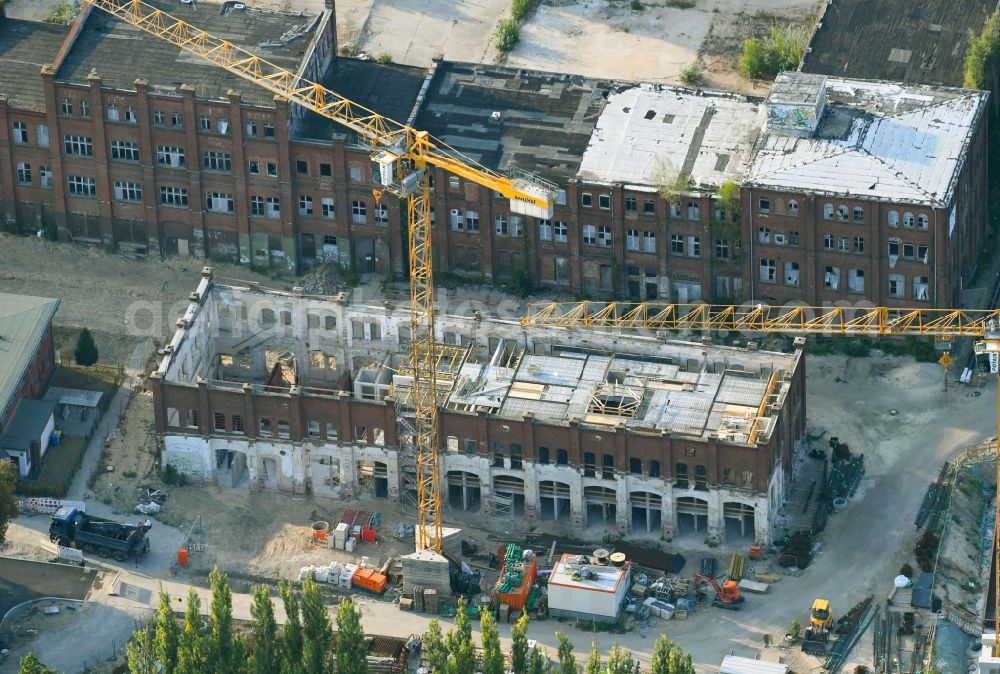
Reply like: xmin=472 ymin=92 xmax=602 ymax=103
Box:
xmin=693 ymin=574 xmax=745 ymax=610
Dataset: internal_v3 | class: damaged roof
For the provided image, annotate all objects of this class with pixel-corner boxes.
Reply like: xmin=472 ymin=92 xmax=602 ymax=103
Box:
xmin=296 ymin=57 xmax=429 ymax=142
xmin=58 ymin=1 xmax=323 ymax=105
xmin=414 ymin=61 xmax=618 ymax=180
xmin=802 ymin=0 xmax=994 ymax=87
xmin=0 ymin=19 xmax=70 ymax=112
xmin=746 ymin=75 xmax=988 ymax=207
xmin=577 ymin=84 xmax=764 ymax=190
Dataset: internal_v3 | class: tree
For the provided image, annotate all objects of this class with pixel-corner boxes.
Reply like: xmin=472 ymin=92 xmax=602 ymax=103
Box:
xmin=964 ymin=11 xmax=1000 ymax=88
xmin=18 ymin=653 xmax=56 ymax=674
xmin=510 ymin=612 xmax=530 ymax=674
xmin=0 ymin=460 xmax=18 ymax=547
xmin=127 ymin=623 xmax=158 ymax=674
xmin=209 ymin=567 xmax=241 ymax=673
xmin=301 ymin=580 xmax=334 ymax=674
xmin=249 ymin=585 xmax=279 ymax=674
xmin=279 ymin=580 xmax=304 ymax=674
xmin=154 ymin=592 xmax=180 ymax=674
xmin=605 ymin=645 xmax=636 ymax=674
xmin=480 ymin=611 xmax=505 ymax=674
xmin=73 ymin=327 xmax=99 ymax=368
xmin=654 ymin=161 xmax=689 ymax=209
xmin=335 ymin=597 xmax=369 ymax=674
xmin=649 ymin=635 xmax=673 ymax=674
xmin=555 ymin=632 xmax=576 ymax=674
xmin=668 ymin=649 xmax=695 ymax=674
xmin=176 ymin=588 xmax=208 ymax=674
xmin=584 ymin=641 xmax=601 ymax=674
xmin=423 ymin=619 xmax=448 ymax=674
xmin=445 ymin=598 xmax=476 ymax=674
xmin=528 ymin=647 xmax=548 ymax=674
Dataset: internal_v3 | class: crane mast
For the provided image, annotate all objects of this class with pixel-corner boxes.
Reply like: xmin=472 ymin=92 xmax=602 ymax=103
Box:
xmin=85 ymin=0 xmax=556 ymax=553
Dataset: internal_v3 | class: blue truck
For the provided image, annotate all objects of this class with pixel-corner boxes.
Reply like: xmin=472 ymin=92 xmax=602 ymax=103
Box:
xmin=49 ymin=507 xmax=152 ymax=562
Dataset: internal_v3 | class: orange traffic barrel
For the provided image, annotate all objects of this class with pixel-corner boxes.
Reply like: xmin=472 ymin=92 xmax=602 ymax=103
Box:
xmin=177 ymin=548 xmax=189 ymax=566
xmin=312 ymin=521 xmax=330 ymax=542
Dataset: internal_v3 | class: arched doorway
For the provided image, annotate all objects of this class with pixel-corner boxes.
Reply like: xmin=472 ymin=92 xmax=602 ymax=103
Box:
xmin=723 ymin=501 xmax=755 ymax=541
xmin=493 ymin=475 xmax=525 ymax=515
xmin=539 ymin=480 xmax=571 ymax=521
xmin=676 ymin=496 xmax=709 ymax=537
xmin=630 ymin=491 xmax=662 ymax=533
xmin=447 ymin=471 xmax=481 ymax=512
xmin=584 ymin=485 xmax=617 ymax=527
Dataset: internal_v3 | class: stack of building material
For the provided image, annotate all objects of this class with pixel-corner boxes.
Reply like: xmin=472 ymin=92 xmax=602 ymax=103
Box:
xmin=413 ymin=587 xmax=424 ymax=612
xmin=416 ymin=525 xmax=463 ymax=558
xmin=402 ymin=550 xmax=452 ymax=599
xmin=340 ymin=563 xmax=358 ymax=588
xmin=331 ymin=522 xmax=349 ymax=550
xmin=424 ymin=588 xmax=439 ymax=613
xmin=728 ymin=553 xmax=745 ymax=581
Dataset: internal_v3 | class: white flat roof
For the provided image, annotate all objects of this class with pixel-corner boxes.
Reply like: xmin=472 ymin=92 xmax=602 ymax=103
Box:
xmin=44 ymin=386 xmax=103 ymax=408
xmin=548 ymin=554 xmax=629 ymax=593
xmin=719 ymin=656 xmax=788 ymax=674
xmin=747 ymin=75 xmax=988 ymax=207
xmin=577 ymin=84 xmax=763 ymax=189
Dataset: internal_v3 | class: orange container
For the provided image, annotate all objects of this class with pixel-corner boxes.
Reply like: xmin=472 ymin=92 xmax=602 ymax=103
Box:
xmin=352 ymin=568 xmax=387 ymax=594
xmin=494 ymin=558 xmax=537 ymax=611
xmin=311 ymin=521 xmax=329 ymax=542
xmin=177 ymin=548 xmax=189 ymax=566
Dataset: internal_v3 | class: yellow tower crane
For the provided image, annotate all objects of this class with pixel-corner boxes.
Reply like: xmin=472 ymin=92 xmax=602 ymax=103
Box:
xmin=85 ymin=0 xmax=557 ymax=553
xmin=522 ymin=301 xmax=1000 ymax=653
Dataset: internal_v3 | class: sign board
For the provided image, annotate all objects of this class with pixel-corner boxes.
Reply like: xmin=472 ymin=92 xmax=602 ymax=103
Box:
xmin=934 ymin=340 xmax=952 ymax=352
xmin=58 ymin=545 xmax=84 ymax=562
xmin=990 ymin=352 xmax=998 ymax=374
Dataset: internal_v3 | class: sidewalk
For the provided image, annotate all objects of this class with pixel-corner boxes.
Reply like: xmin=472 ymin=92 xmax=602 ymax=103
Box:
xmin=67 ymin=337 xmax=151 ymax=501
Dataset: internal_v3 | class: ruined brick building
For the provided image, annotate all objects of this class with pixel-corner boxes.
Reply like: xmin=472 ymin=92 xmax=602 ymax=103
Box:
xmin=0 ymin=0 xmax=989 ymax=308
xmin=151 ymin=269 xmax=806 ymax=544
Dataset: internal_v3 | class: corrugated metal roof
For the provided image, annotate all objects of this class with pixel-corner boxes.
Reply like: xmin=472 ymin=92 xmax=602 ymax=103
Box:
xmin=0 ymin=293 xmax=59 ymax=418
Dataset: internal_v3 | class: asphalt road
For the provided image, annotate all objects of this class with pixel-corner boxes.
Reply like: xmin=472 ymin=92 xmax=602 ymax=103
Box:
xmin=0 ymin=558 xmax=98 ymax=621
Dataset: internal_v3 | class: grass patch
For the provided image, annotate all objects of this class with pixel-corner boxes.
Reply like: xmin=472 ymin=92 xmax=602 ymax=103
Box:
xmin=666 ymin=0 xmax=696 ymax=8
xmin=740 ymin=24 xmax=808 ymax=80
xmin=45 ymin=0 xmax=81 ymax=24
xmin=511 ymin=0 xmax=539 ymax=22
xmin=17 ymin=435 xmax=88 ymax=498
xmin=376 ymin=53 xmax=393 ymax=64
xmin=495 ymin=18 xmax=520 ymax=53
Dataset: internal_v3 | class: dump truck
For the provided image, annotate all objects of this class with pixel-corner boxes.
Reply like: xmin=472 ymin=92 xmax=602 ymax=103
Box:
xmin=49 ymin=507 xmax=152 ymax=562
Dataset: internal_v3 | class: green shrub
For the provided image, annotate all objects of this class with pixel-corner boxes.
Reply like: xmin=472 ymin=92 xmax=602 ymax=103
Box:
xmin=629 ymin=0 xmax=644 ymax=10
xmin=162 ymin=463 xmax=187 ymax=486
xmin=740 ymin=25 xmax=807 ymax=80
xmin=376 ymin=53 xmax=393 ymax=64
xmin=679 ymin=61 xmax=703 ymax=85
xmin=495 ymin=18 xmax=520 ymax=53
xmin=964 ymin=11 xmax=1000 ymax=89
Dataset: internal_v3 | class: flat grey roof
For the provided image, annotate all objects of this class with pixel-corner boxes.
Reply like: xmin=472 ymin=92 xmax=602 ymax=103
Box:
xmin=58 ymin=1 xmax=322 ymax=105
xmin=1 ymin=399 xmax=55 ymax=452
xmin=44 ymin=386 xmax=103 ymax=408
xmin=577 ymin=85 xmax=763 ymax=190
xmin=414 ymin=61 xmax=619 ymax=180
xmin=747 ymin=75 xmax=989 ymax=207
xmin=802 ymin=0 xmax=995 ymax=87
xmin=0 ymin=19 xmax=70 ymax=112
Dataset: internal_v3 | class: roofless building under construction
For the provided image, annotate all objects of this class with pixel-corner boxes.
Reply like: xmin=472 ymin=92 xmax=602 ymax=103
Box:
xmin=151 ymin=270 xmax=806 ymax=545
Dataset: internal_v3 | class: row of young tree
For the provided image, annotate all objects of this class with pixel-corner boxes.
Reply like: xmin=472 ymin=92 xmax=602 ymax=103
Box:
xmin=19 ymin=567 xmax=697 ymax=674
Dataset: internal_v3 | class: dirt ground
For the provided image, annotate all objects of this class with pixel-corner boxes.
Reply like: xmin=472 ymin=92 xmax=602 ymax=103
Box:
xmin=505 ymin=0 xmax=819 ymax=91
xmin=0 ymin=234 xmax=279 ymax=341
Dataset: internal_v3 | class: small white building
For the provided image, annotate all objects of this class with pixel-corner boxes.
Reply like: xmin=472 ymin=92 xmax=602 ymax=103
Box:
xmin=720 ymin=656 xmax=788 ymax=674
xmin=547 ymin=553 xmax=630 ymax=623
